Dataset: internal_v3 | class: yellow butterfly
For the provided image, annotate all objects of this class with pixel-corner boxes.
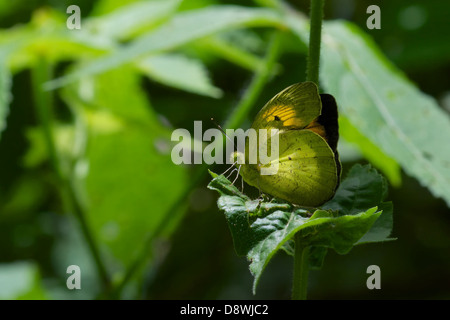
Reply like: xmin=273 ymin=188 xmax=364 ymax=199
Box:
xmin=231 ymin=82 xmax=341 ymax=207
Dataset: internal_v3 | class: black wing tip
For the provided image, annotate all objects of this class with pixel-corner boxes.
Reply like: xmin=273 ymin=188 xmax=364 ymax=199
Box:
xmin=319 ymin=93 xmax=341 ymax=189
xmin=318 ymin=93 xmax=339 ymax=151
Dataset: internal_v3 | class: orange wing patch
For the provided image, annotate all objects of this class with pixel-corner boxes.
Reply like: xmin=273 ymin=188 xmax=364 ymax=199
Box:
xmin=261 ymin=105 xmax=306 ymax=128
xmin=305 ymin=119 xmax=327 ymax=142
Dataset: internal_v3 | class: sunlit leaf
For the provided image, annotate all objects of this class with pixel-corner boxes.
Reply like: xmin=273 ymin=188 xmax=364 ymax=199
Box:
xmin=339 ymin=116 xmax=401 ymax=186
xmin=62 ymin=66 xmax=188 ymax=266
xmin=86 ymin=0 xmax=181 ymax=40
xmin=45 ymin=5 xmax=282 ymax=89
xmin=0 ymin=59 xmax=11 ymax=140
xmin=0 ymin=261 xmax=47 ymax=299
xmin=137 ymin=54 xmax=222 ymax=98
xmin=196 ymin=36 xmax=265 ymax=72
xmin=0 ymin=9 xmax=112 ymax=73
xmin=194 ymin=29 xmax=267 ymax=71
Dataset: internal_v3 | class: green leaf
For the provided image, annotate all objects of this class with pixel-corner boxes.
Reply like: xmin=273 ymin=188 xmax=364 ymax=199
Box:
xmin=357 ymin=201 xmax=394 ymax=244
xmin=0 ymin=261 xmax=47 ymax=299
xmin=0 ymin=9 xmax=112 ymax=73
xmin=323 ymin=164 xmax=395 ymax=244
xmin=197 ymin=36 xmax=265 ymax=72
xmin=208 ymin=164 xmax=391 ymax=293
xmin=322 ymin=164 xmax=388 ymax=215
xmin=45 ymin=5 xmax=282 ymax=89
xmin=0 ymin=59 xmax=11 ymax=141
xmin=61 ymin=66 xmax=188 ymax=266
xmin=86 ymin=0 xmax=182 ymax=40
xmin=339 ymin=116 xmax=402 ymax=187
xmin=137 ymin=54 xmax=223 ymax=98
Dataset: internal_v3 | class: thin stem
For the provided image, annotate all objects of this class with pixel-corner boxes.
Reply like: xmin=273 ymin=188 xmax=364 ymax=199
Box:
xmin=111 ymin=166 xmax=205 ymax=298
xmin=65 ymin=178 xmax=112 ymax=295
xmin=32 ymin=61 xmax=61 ymax=178
xmin=291 ymin=234 xmax=310 ymax=300
xmin=306 ymin=0 xmax=324 ymax=85
xmin=291 ymin=0 xmax=325 ymax=300
xmin=31 ymin=58 xmax=111 ymax=293
xmin=112 ymin=31 xmax=283 ymax=298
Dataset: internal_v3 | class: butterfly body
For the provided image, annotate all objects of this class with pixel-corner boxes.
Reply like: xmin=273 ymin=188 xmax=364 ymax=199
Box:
xmin=233 ymin=82 xmax=341 ymax=207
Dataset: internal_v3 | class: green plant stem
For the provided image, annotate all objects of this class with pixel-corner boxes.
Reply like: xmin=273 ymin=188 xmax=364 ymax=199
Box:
xmin=110 ymin=167 xmax=204 ymax=298
xmin=291 ymin=0 xmax=325 ymax=300
xmin=291 ymin=235 xmax=310 ymax=300
xmin=32 ymin=61 xmax=61 ymax=178
xmin=31 ymin=58 xmax=111 ymax=294
xmin=306 ymin=0 xmax=324 ymax=85
xmin=112 ymin=31 xmax=283 ymax=298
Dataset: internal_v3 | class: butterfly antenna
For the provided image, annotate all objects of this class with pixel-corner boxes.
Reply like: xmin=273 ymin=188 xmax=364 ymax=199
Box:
xmin=211 ymin=118 xmax=240 ymax=154
xmin=211 ymin=118 xmax=233 ymax=143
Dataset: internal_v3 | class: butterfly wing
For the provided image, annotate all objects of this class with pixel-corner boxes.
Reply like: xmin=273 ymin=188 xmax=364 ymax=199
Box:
xmin=251 ymin=82 xmax=322 ymax=132
xmin=240 ymin=129 xmax=339 ymax=207
xmin=306 ymin=93 xmax=341 ymax=188
xmin=239 ymin=82 xmax=341 ymax=206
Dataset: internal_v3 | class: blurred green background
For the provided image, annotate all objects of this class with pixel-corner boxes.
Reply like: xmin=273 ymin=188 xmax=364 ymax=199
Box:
xmin=0 ymin=0 xmax=449 ymax=299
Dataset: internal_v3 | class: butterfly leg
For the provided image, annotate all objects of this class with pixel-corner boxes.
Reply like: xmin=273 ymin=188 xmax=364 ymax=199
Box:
xmin=256 ymin=174 xmax=264 ymax=201
xmin=225 ymin=167 xmax=237 ymax=180
xmin=225 ymin=166 xmax=242 ymax=188
xmin=231 ymin=164 xmax=242 ymax=185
